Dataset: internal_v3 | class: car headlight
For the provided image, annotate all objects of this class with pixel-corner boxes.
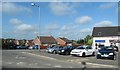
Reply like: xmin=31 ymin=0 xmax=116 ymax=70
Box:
xmin=109 ymin=53 xmax=113 ymax=55
xmin=61 ymin=50 xmax=64 ymax=52
xmin=97 ymin=52 xmax=101 ymax=54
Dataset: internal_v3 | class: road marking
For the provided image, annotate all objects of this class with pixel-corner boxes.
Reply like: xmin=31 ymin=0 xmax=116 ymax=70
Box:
xmin=15 ymin=56 xmax=26 ymax=59
xmin=54 ymin=65 xmax=62 ymax=68
xmin=69 ymin=66 xmax=73 ymax=68
xmin=16 ymin=62 xmax=26 ymax=65
xmin=85 ymin=62 xmax=118 ymax=68
xmin=29 ymin=63 xmax=38 ymax=66
xmin=67 ymin=59 xmax=88 ymax=62
xmin=44 ymin=64 xmax=51 ymax=66
xmin=7 ymin=62 xmax=13 ymax=65
xmin=21 ymin=52 xmax=57 ymax=60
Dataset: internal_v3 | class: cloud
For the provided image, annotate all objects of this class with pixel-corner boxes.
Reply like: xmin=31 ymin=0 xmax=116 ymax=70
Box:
xmin=94 ymin=20 xmax=112 ymax=27
xmin=49 ymin=2 xmax=76 ymax=15
xmin=45 ymin=23 xmax=60 ymax=30
xmin=16 ymin=24 xmax=34 ymax=31
xmin=9 ymin=18 xmax=22 ymax=25
xmin=100 ymin=3 xmax=117 ymax=9
xmin=9 ymin=18 xmax=35 ymax=32
xmin=79 ymin=28 xmax=91 ymax=33
xmin=2 ymin=2 xmax=31 ymax=13
xmin=61 ymin=25 xmax=72 ymax=31
xmin=75 ymin=16 xmax=92 ymax=24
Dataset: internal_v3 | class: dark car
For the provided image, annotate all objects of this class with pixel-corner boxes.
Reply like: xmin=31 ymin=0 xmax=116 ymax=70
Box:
xmin=16 ymin=46 xmax=28 ymax=49
xmin=96 ymin=46 xmax=116 ymax=60
xmin=58 ymin=46 xmax=75 ymax=55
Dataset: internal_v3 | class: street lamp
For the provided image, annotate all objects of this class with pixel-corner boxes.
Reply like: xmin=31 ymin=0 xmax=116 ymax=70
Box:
xmin=31 ymin=3 xmax=41 ymax=52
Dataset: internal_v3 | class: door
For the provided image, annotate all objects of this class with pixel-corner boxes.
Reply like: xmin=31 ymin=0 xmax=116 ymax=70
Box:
xmin=86 ymin=46 xmax=93 ymax=55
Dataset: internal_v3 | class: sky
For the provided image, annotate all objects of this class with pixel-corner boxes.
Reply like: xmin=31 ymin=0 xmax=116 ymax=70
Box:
xmin=1 ymin=2 xmax=118 ymax=40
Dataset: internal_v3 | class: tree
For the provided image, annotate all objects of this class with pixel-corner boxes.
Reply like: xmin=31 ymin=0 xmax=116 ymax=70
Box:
xmin=84 ymin=35 xmax=92 ymax=44
xmin=76 ymin=39 xmax=84 ymax=44
xmin=87 ymin=39 xmax=93 ymax=45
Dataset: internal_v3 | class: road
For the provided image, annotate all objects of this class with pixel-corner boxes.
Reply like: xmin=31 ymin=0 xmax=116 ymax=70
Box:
xmin=2 ymin=50 xmax=118 ymax=68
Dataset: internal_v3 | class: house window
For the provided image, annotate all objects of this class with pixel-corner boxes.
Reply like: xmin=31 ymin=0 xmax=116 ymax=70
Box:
xmin=98 ymin=32 xmax=101 ymax=36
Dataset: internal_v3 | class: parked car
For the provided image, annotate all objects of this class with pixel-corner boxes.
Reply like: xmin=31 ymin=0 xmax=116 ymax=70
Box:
xmin=29 ymin=45 xmax=38 ymax=50
xmin=96 ymin=46 xmax=116 ymax=60
xmin=70 ymin=45 xmax=95 ymax=57
xmin=47 ymin=46 xmax=63 ymax=54
xmin=16 ymin=46 xmax=28 ymax=49
xmin=47 ymin=45 xmax=55 ymax=50
xmin=58 ymin=46 xmax=75 ymax=55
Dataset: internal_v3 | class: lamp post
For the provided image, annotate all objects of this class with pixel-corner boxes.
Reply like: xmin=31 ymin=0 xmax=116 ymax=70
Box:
xmin=31 ymin=3 xmax=41 ymax=52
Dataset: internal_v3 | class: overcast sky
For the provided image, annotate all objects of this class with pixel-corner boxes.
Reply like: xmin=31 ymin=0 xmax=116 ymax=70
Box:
xmin=2 ymin=2 xmax=118 ymax=40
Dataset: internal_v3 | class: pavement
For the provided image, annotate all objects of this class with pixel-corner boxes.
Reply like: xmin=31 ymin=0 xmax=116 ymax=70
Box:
xmin=2 ymin=49 xmax=119 ymax=68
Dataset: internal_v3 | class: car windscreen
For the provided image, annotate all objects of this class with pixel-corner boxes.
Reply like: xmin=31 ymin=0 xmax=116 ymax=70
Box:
xmin=76 ymin=46 xmax=85 ymax=49
xmin=67 ymin=46 xmax=73 ymax=49
xmin=101 ymin=46 xmax=113 ymax=50
xmin=63 ymin=46 xmax=68 ymax=49
xmin=86 ymin=46 xmax=92 ymax=49
xmin=59 ymin=46 xmax=63 ymax=49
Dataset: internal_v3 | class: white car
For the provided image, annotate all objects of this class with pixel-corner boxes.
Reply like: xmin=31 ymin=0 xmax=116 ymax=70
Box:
xmin=70 ymin=46 xmax=95 ymax=57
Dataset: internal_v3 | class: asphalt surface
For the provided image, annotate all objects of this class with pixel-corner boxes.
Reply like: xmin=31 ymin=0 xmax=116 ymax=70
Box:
xmin=2 ymin=49 xmax=119 ymax=68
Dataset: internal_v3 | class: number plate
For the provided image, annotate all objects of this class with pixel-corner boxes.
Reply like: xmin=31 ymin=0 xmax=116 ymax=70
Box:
xmin=101 ymin=54 xmax=109 ymax=57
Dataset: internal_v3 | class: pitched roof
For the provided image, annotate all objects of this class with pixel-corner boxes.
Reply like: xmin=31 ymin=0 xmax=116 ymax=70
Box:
xmin=38 ymin=36 xmax=57 ymax=44
xmin=27 ymin=40 xmax=33 ymax=42
xmin=59 ymin=37 xmax=72 ymax=43
xmin=92 ymin=26 xmax=120 ymax=37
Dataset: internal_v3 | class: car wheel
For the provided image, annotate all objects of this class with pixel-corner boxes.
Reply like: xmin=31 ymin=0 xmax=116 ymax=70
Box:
xmin=96 ymin=55 xmax=100 ymax=59
xmin=111 ymin=56 xmax=115 ymax=60
xmin=65 ymin=52 xmax=69 ymax=55
xmin=82 ymin=52 xmax=86 ymax=57
xmin=92 ymin=52 xmax=95 ymax=56
xmin=53 ymin=51 xmax=56 ymax=54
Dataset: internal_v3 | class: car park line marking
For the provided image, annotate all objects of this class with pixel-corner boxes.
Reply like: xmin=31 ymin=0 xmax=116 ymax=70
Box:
xmin=67 ymin=59 xmax=88 ymax=62
xmin=16 ymin=62 xmax=26 ymax=65
xmin=86 ymin=62 xmax=118 ymax=68
xmin=15 ymin=56 xmax=26 ymax=59
xmin=44 ymin=64 xmax=51 ymax=66
xmin=7 ymin=62 xmax=13 ymax=65
xmin=29 ymin=63 xmax=38 ymax=66
xmin=21 ymin=52 xmax=57 ymax=60
xmin=54 ymin=65 xmax=62 ymax=68
xmin=68 ymin=66 xmax=73 ymax=68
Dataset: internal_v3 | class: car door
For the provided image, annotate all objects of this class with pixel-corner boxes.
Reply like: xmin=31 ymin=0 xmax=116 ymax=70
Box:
xmin=85 ymin=46 xmax=93 ymax=55
xmin=88 ymin=46 xmax=93 ymax=55
xmin=85 ymin=47 xmax=89 ymax=55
